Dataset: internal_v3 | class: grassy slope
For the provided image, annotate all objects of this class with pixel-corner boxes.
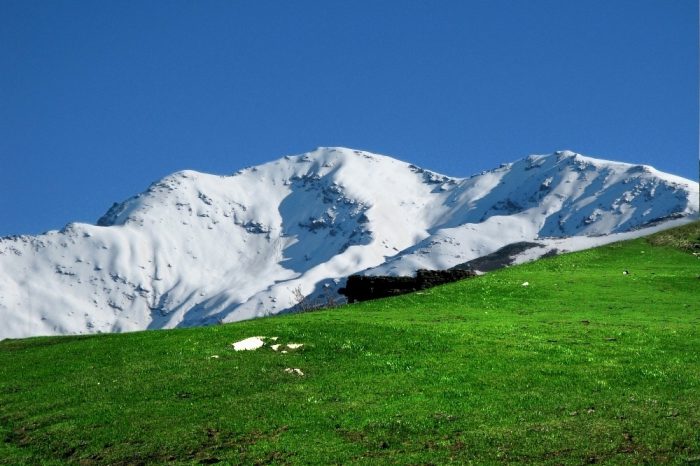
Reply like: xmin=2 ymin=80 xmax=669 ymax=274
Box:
xmin=1 ymin=223 xmax=699 ymax=465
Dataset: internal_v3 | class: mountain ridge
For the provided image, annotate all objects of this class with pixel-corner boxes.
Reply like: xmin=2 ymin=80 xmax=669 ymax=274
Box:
xmin=1 ymin=147 xmax=697 ymax=339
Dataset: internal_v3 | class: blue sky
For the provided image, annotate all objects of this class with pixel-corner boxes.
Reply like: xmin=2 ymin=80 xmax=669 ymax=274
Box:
xmin=1 ymin=0 xmax=697 ymax=236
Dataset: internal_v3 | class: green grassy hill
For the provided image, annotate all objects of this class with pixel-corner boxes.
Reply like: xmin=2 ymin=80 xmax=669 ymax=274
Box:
xmin=2 ymin=222 xmax=699 ymax=465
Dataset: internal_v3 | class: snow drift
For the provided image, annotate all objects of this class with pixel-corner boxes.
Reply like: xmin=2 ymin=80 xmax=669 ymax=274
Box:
xmin=1 ymin=147 xmax=697 ymax=339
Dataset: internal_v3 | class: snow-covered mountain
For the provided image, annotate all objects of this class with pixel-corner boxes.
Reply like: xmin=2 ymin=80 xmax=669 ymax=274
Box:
xmin=1 ymin=147 xmax=697 ymax=339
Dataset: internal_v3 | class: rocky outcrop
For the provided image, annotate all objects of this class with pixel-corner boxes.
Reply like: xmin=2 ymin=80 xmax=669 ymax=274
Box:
xmin=452 ymin=241 xmax=544 ymax=272
xmin=339 ymin=269 xmax=476 ymax=303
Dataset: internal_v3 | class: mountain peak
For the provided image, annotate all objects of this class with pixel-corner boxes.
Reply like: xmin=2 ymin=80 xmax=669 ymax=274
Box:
xmin=1 ymin=148 xmax=697 ymax=339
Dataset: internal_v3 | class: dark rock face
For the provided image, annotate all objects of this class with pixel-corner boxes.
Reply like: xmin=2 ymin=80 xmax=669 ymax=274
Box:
xmin=452 ymin=241 xmax=543 ymax=272
xmin=339 ymin=269 xmax=476 ymax=303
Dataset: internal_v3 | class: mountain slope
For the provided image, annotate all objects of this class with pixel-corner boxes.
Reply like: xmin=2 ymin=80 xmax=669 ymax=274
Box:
xmin=1 ymin=222 xmax=699 ymax=464
xmin=0 ymin=147 xmax=697 ymax=339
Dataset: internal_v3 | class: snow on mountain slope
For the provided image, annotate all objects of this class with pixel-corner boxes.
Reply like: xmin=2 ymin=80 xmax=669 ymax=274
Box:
xmin=366 ymin=150 xmax=698 ymax=275
xmin=0 ymin=148 xmax=697 ymax=339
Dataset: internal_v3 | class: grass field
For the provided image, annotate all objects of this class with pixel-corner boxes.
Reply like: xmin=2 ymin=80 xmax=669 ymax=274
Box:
xmin=1 ymin=222 xmax=699 ymax=465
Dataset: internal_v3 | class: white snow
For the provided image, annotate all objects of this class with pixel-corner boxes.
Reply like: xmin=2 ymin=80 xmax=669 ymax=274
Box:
xmin=231 ymin=336 xmax=266 ymax=351
xmin=0 ymin=147 xmax=697 ymax=339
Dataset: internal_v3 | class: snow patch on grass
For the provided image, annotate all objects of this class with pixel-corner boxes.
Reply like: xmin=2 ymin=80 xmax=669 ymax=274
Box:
xmin=231 ymin=336 xmax=266 ymax=351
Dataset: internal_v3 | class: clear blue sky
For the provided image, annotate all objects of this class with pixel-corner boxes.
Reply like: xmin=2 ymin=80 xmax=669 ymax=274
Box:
xmin=1 ymin=0 xmax=697 ymax=236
